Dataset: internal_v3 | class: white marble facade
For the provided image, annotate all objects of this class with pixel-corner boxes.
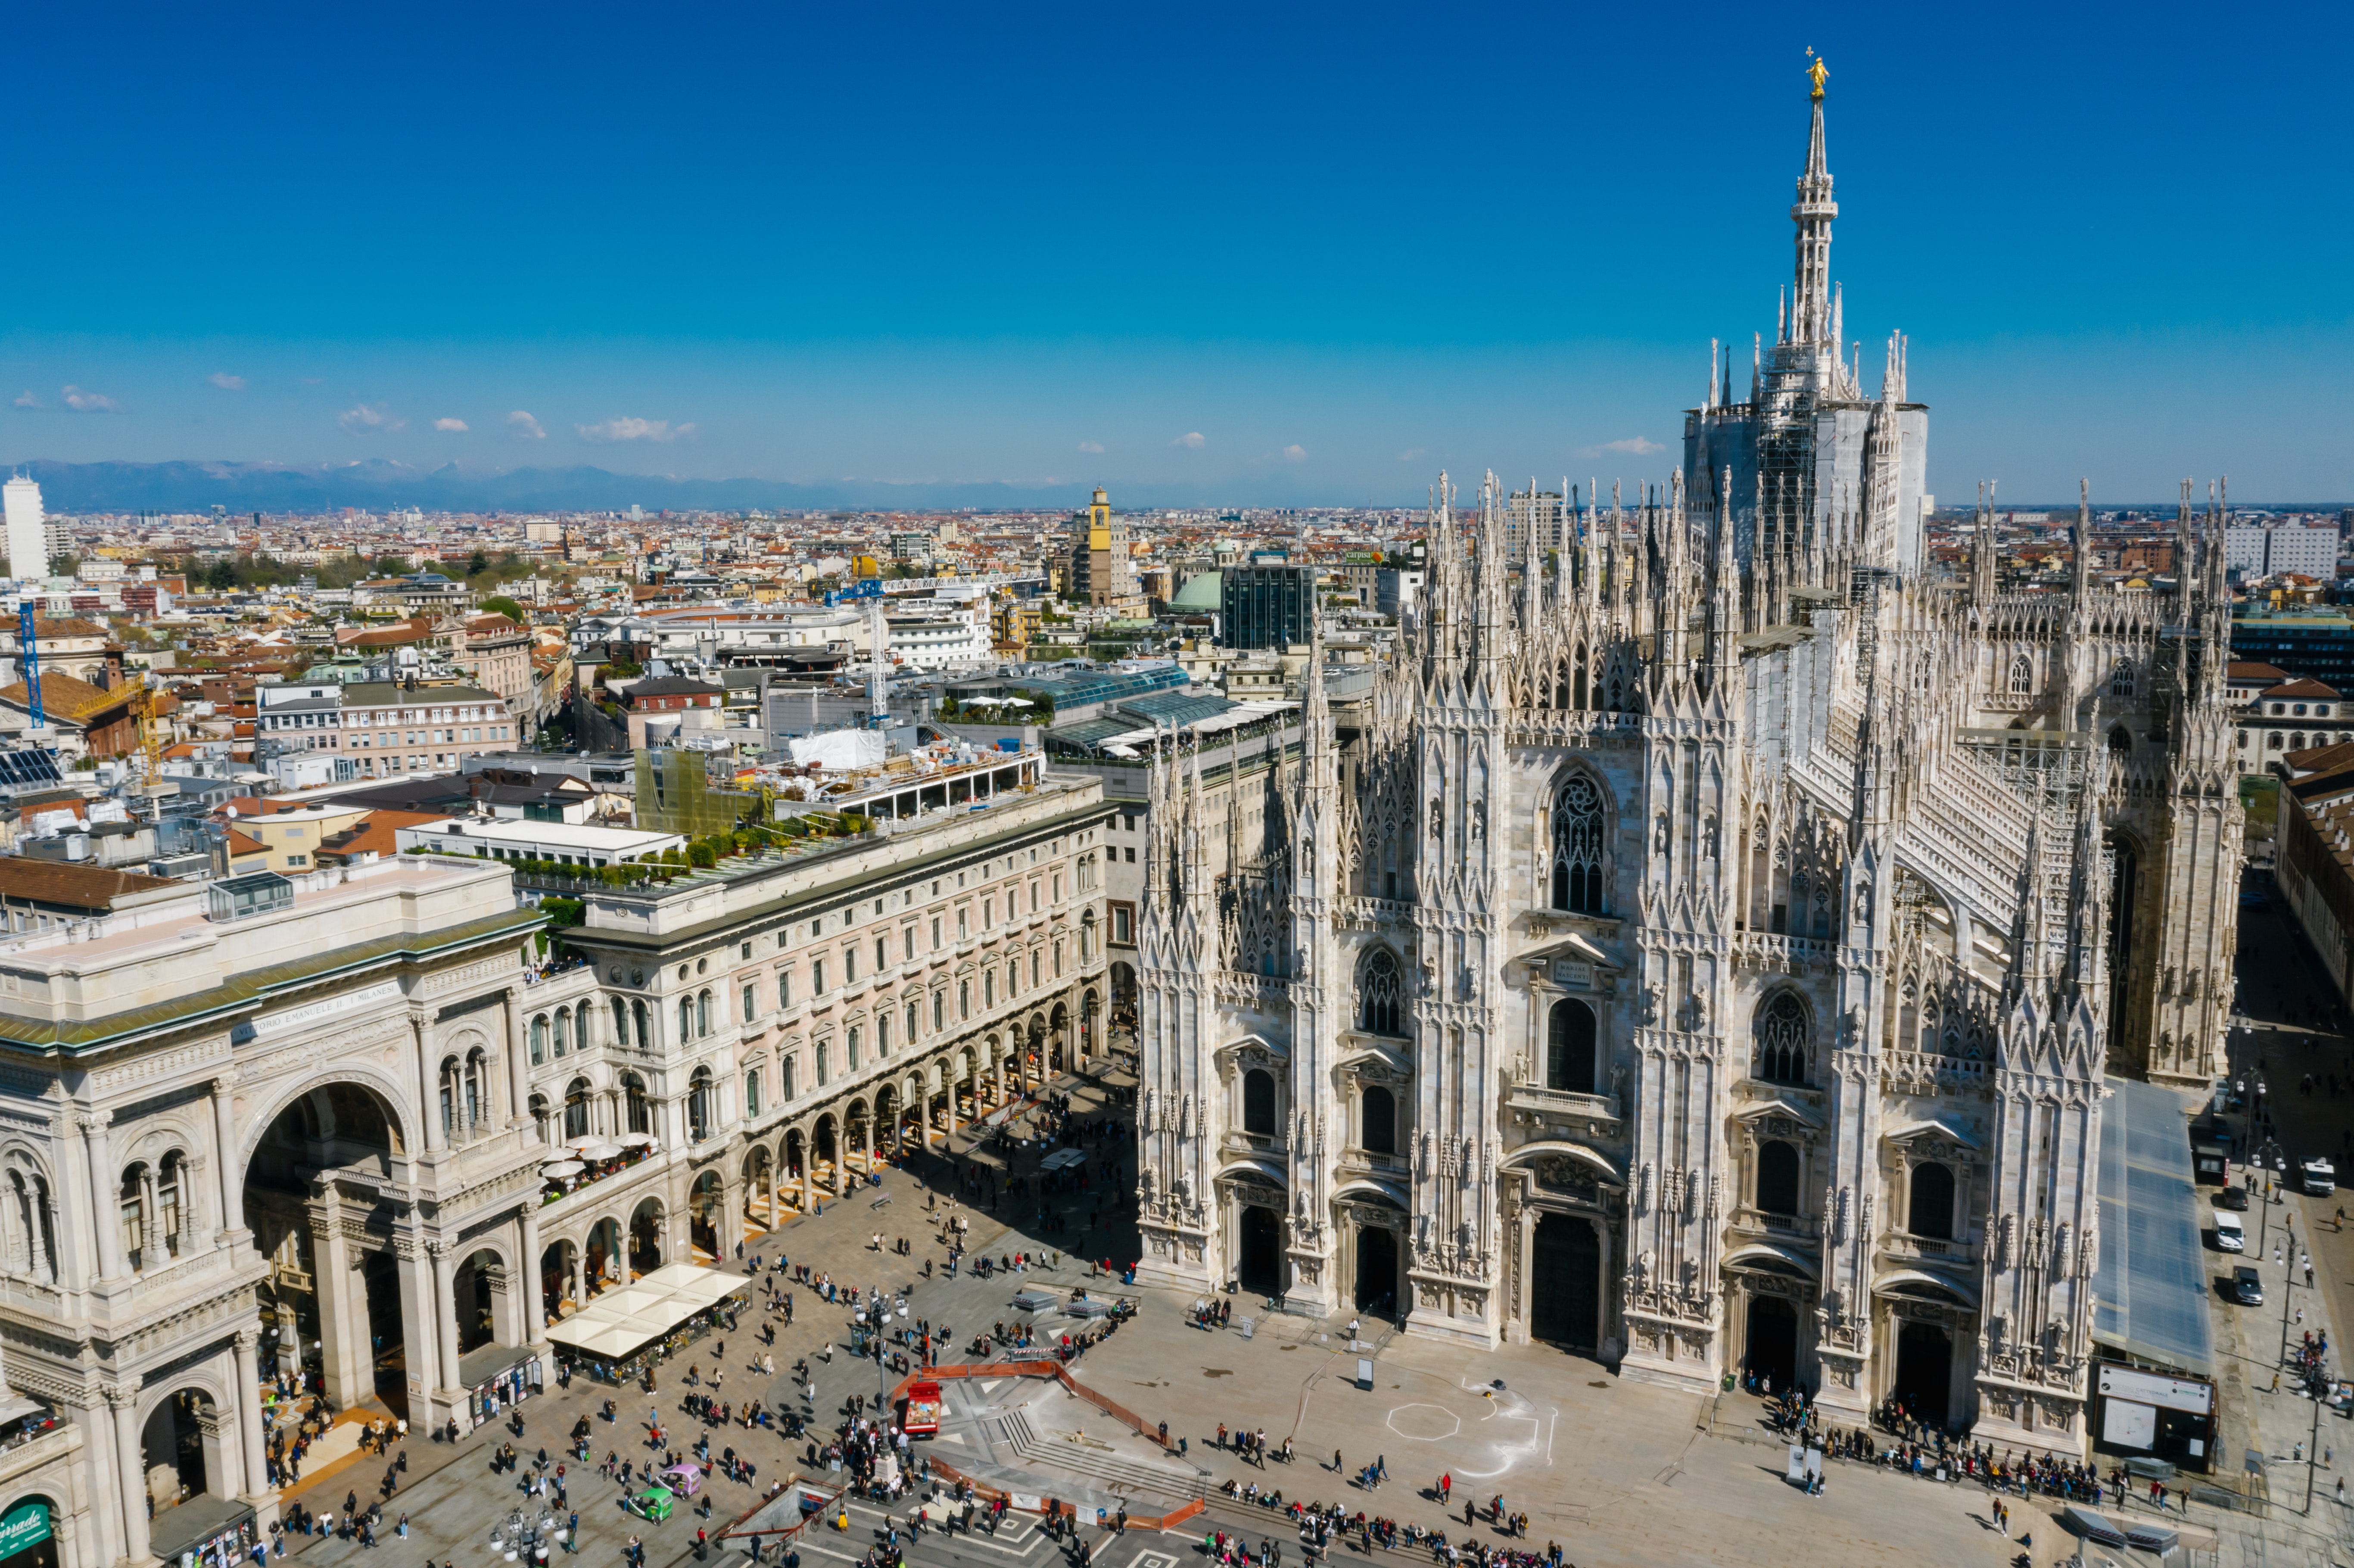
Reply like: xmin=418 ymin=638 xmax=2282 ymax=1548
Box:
xmin=1131 ymin=81 xmax=2242 ymax=1460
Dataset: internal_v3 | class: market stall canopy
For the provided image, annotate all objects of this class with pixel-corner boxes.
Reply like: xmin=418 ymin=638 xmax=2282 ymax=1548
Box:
xmin=620 ymin=1132 xmax=659 ymax=1148
xmin=574 ymin=1140 xmax=625 ymax=1160
xmin=541 ymin=1160 xmax=585 ymax=1178
xmin=545 ymin=1263 xmax=750 ymax=1356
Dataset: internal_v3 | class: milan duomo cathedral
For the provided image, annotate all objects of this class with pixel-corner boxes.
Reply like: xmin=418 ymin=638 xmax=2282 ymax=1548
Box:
xmin=1130 ymin=68 xmax=2243 ymax=1456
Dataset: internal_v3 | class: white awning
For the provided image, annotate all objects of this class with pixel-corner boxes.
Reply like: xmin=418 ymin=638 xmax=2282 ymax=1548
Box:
xmin=546 ymin=1262 xmax=749 ymax=1355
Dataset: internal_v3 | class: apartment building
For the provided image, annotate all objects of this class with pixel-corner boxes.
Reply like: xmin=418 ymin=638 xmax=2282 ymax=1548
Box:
xmin=509 ymin=762 xmax=1114 ymax=1308
xmin=340 ymin=681 xmax=517 ymax=776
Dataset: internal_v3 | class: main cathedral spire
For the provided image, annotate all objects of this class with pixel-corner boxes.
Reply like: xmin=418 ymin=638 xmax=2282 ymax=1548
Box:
xmin=1787 ymin=50 xmax=1838 ymax=350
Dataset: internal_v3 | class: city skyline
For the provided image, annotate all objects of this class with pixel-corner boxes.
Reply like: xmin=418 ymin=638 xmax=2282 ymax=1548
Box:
xmin=5 ymin=4 xmax=2351 ymax=504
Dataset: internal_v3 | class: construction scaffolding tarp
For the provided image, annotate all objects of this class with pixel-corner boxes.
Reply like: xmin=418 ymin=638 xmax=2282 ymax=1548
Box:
xmin=545 ymin=1263 xmax=748 ymax=1356
xmin=790 ymin=729 xmax=887 ymax=771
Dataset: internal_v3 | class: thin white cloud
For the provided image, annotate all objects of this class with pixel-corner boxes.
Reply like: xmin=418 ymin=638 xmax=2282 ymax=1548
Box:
xmin=1076 ymin=440 xmax=1105 ymax=454
xmin=11 ymin=392 xmax=37 ymax=410
xmin=339 ymin=402 xmax=404 ymax=434
xmin=433 ymin=417 xmax=469 ymax=432
xmin=62 ymin=385 xmax=121 ymax=413
xmin=1283 ymin=444 xmax=1307 ymax=462
xmin=1396 ymin=448 xmax=1427 ymax=462
xmin=1171 ymin=431 xmax=1205 ymax=449
xmin=506 ymin=410 xmax=547 ymax=440
xmin=207 ymin=372 xmax=246 ymax=391
xmin=1585 ymin=436 xmax=1664 ymax=456
xmin=577 ymin=416 xmax=694 ymax=444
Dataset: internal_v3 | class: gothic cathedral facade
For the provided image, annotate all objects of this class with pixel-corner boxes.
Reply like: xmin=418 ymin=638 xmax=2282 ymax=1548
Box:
xmin=1131 ymin=77 xmax=2242 ymax=1458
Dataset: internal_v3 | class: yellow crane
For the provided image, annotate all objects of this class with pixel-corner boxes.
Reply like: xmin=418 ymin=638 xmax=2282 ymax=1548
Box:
xmin=132 ymin=673 xmax=167 ymax=811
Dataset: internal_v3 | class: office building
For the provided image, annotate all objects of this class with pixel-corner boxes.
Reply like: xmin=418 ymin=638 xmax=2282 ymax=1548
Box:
xmin=1219 ymin=565 xmax=1315 ymax=650
xmin=3 ymin=476 xmax=47 ymax=583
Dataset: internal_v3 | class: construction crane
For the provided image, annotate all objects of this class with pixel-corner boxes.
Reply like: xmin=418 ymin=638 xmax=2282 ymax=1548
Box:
xmin=866 ymin=593 xmax=888 ymax=725
xmin=134 ymin=674 xmax=166 ymax=806
xmin=16 ymin=597 xmax=41 ymax=741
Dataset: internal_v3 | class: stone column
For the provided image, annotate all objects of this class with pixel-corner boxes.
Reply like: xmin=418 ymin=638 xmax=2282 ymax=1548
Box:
xmin=504 ymin=991 xmax=534 ymax=1132
xmin=108 ymin=1382 xmax=149 ymax=1566
xmin=51 ymin=1503 xmax=78 ymax=1568
xmin=518 ymin=1204 xmax=547 ymax=1344
xmin=212 ymin=1078 xmax=247 ymax=1243
xmin=233 ymin=1330 xmax=270 ymax=1503
xmin=396 ymin=1239 xmax=441 ymax=1410
xmin=414 ymin=1017 xmax=446 ymax=1152
xmin=308 ymin=1196 xmax=367 ymax=1409
xmin=81 ymin=1114 xmax=125 ymax=1283
xmin=799 ymin=1148 xmax=813 ymax=1214
xmin=429 ymin=1241 xmax=461 ymax=1398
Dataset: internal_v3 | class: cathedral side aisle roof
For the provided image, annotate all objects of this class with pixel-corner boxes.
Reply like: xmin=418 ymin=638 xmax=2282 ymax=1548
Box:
xmin=2091 ymin=1076 xmax=2217 ymax=1378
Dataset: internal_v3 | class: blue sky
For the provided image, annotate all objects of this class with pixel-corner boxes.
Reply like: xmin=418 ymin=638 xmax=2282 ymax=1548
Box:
xmin=5 ymin=1 xmax=2351 ymax=506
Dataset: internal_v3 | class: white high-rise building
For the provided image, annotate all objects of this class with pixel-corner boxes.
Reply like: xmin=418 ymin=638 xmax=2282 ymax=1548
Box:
xmin=2 ymin=473 xmax=47 ymax=582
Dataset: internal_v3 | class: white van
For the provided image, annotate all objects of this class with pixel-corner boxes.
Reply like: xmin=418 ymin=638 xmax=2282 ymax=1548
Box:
xmin=2214 ymin=1211 xmax=2245 ymax=1252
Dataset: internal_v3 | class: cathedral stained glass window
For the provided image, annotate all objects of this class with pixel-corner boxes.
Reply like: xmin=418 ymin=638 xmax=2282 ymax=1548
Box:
xmin=1753 ymin=991 xmax=1810 ymax=1086
xmin=1551 ymin=776 xmax=1606 ymax=913
xmin=1358 ymin=949 xmax=1402 ymax=1035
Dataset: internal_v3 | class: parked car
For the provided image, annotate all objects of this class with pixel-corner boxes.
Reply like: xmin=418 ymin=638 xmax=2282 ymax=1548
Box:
xmin=2214 ymin=1212 xmax=2246 ymax=1252
xmin=2216 ymin=1185 xmax=2251 ymax=1212
xmin=2302 ymin=1157 xmax=2336 ymax=1196
xmin=2234 ymin=1266 xmax=2265 ymax=1306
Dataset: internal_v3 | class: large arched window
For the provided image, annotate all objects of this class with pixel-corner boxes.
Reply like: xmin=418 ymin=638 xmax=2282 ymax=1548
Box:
xmin=1756 ymin=1140 xmax=1800 ymax=1217
xmin=1908 ymin=1161 xmax=1955 ymax=1241
xmin=530 ymin=1015 xmax=548 ymax=1066
xmin=2008 ymin=655 xmax=2033 ymax=695
xmin=1547 ymin=999 xmax=1597 ymax=1095
xmin=1752 ymin=992 xmax=1811 ymax=1086
xmin=2108 ymin=659 xmax=2135 ymax=699
xmin=1361 ymin=1085 xmax=1395 ymax=1155
xmin=1358 ymin=949 xmax=1403 ymax=1036
xmin=1550 ymin=776 xmax=1606 ymax=913
xmin=157 ymin=1151 xmax=186 ymax=1260
xmin=554 ymin=1006 xmax=571 ymax=1056
xmin=564 ymin=1077 xmax=592 ymax=1139
xmin=688 ymin=1067 xmax=714 ymax=1142
xmin=1242 ymin=1069 xmax=1276 ymax=1137
xmin=624 ymin=1073 xmax=650 ymax=1134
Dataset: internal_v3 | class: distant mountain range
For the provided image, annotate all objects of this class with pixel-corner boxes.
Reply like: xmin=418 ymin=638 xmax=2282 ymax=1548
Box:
xmin=9 ymin=458 xmax=2340 ymax=518
xmin=4 ymin=459 xmax=1305 ymax=515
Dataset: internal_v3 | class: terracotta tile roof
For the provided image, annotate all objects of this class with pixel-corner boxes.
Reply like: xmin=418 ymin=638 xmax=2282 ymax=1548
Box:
xmin=0 ymin=672 xmax=137 ymax=724
xmin=2229 ymin=662 xmax=2290 ymax=683
xmin=2262 ymin=678 xmax=2343 ymax=700
xmin=316 ymin=809 xmax=449 ymax=861
xmin=25 ymin=617 xmax=111 ymax=639
xmin=0 ymin=859 xmax=183 ymax=911
xmin=223 ymin=828 xmax=267 ymax=858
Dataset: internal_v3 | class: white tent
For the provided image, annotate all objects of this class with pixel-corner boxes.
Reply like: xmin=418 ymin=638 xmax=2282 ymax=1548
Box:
xmin=545 ymin=1263 xmax=748 ymax=1356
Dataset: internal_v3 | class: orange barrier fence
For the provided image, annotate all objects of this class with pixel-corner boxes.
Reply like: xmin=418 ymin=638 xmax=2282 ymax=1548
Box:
xmin=887 ymin=1360 xmax=1174 ymax=1451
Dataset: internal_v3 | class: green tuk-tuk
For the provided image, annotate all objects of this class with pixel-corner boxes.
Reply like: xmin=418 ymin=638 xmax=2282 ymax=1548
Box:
xmin=637 ymin=1486 xmax=676 ymax=1523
